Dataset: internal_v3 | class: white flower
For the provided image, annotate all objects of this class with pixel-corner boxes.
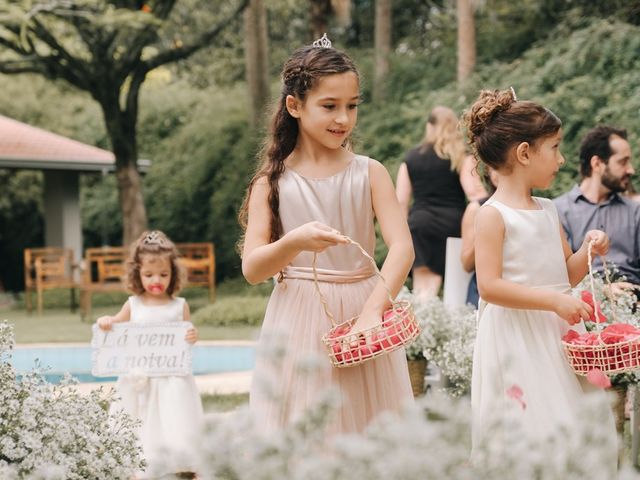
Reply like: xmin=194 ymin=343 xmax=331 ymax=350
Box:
xmin=0 ymin=321 xmax=144 ymax=478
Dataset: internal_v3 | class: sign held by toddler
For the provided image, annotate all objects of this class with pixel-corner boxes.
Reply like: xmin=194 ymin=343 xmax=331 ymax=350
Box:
xmin=91 ymin=322 xmax=193 ymax=377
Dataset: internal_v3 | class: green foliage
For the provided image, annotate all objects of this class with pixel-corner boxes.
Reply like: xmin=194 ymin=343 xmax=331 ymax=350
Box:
xmin=0 ymin=170 xmax=43 ymax=290
xmin=192 ymin=277 xmax=271 ymax=327
xmin=2 ymin=5 xmax=640 ymax=291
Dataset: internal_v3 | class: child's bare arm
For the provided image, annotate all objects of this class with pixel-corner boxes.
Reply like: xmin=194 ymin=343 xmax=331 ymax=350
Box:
xmin=96 ymin=301 xmax=131 ymax=330
xmin=242 ymin=177 xmax=348 ymax=284
xmin=355 ymin=160 xmax=414 ymax=331
xmin=460 ymin=201 xmax=480 ymax=273
xmin=182 ymin=302 xmax=198 ymax=343
xmin=475 ymin=206 xmax=592 ymax=325
xmin=562 ymin=226 xmax=609 ymax=287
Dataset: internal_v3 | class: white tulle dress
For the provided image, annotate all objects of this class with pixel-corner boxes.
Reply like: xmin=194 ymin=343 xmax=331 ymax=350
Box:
xmin=471 ymin=197 xmax=616 ymax=468
xmin=110 ymin=295 xmax=203 ymax=478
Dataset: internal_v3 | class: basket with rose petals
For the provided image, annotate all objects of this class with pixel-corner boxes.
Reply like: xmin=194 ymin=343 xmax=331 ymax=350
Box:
xmin=562 ymin=242 xmax=640 ymax=375
xmin=316 ymin=238 xmax=420 ymax=368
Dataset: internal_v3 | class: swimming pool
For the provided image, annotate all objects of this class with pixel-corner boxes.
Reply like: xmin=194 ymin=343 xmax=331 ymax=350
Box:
xmin=11 ymin=343 xmax=255 ymax=384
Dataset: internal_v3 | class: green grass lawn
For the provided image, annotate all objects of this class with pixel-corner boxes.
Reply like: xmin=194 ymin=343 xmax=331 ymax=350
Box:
xmin=1 ymin=280 xmax=267 ymax=344
xmin=201 ymin=393 xmax=249 ymax=413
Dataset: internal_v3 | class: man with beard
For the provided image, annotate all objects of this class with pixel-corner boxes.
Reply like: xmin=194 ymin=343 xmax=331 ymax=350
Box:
xmin=554 ymin=125 xmax=640 ymax=296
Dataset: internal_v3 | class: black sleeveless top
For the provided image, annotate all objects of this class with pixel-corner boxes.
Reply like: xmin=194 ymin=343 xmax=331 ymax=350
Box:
xmin=405 ymin=144 xmax=466 ymax=211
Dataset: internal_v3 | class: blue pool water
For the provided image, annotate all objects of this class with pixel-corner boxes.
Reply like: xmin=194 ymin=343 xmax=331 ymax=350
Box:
xmin=11 ymin=344 xmax=255 ymax=384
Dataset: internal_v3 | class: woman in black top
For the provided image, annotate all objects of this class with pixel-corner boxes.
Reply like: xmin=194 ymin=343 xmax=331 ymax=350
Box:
xmin=396 ymin=106 xmax=486 ymax=298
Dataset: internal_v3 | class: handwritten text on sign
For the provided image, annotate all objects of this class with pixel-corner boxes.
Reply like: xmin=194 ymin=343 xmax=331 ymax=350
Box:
xmin=91 ymin=322 xmax=193 ymax=377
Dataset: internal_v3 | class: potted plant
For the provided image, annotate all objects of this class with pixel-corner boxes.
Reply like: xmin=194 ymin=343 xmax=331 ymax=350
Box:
xmin=399 ymin=289 xmax=477 ymax=397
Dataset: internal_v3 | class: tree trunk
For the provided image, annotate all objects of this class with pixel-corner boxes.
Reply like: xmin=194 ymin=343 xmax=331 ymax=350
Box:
xmin=373 ymin=0 xmax=391 ymax=103
xmin=457 ymin=0 xmax=476 ymax=84
xmin=244 ymin=0 xmax=270 ymax=128
xmin=101 ymin=96 xmax=148 ymax=246
xmin=310 ymin=0 xmax=332 ymax=40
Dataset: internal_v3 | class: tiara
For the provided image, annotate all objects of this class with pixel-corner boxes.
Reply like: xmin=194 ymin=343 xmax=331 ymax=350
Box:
xmin=142 ymin=230 xmax=166 ymax=246
xmin=312 ymin=33 xmax=332 ymax=49
xmin=509 ymin=86 xmax=518 ymax=102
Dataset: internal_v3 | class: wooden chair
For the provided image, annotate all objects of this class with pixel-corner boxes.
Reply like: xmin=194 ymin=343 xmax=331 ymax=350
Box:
xmin=79 ymin=246 xmax=128 ymax=321
xmin=24 ymin=247 xmax=78 ymax=315
xmin=177 ymin=242 xmax=216 ymax=302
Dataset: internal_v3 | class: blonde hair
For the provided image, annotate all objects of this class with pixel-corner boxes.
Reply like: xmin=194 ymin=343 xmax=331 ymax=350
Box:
xmin=420 ymin=105 xmax=467 ymax=172
xmin=126 ymin=230 xmax=185 ymax=296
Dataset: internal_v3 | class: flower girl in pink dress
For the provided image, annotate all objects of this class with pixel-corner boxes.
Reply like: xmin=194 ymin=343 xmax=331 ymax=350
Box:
xmin=239 ymin=36 xmax=414 ymax=434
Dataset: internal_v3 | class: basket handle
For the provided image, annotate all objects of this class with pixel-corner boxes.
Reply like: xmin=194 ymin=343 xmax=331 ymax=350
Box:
xmin=311 ymin=236 xmax=394 ymax=327
xmin=586 ymin=240 xmax=618 ymax=334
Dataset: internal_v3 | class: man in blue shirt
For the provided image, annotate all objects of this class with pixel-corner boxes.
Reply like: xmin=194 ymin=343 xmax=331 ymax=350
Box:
xmin=554 ymin=125 xmax=640 ymax=296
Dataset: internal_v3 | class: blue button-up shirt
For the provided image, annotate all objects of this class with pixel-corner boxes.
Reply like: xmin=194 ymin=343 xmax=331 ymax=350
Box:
xmin=554 ymin=185 xmax=640 ymax=284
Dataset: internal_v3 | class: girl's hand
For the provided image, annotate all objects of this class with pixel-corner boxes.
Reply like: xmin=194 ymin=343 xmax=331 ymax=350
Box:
xmin=553 ymin=293 xmax=593 ymax=325
xmin=351 ymin=306 xmax=383 ymax=334
xmin=584 ymin=230 xmax=609 ymax=257
xmin=185 ymin=327 xmax=198 ymax=344
xmin=288 ymin=221 xmax=349 ymax=253
xmin=97 ymin=315 xmax=115 ymax=331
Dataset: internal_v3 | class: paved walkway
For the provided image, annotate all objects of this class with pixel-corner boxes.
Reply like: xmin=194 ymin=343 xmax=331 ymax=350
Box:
xmin=69 ymin=370 xmax=253 ymax=396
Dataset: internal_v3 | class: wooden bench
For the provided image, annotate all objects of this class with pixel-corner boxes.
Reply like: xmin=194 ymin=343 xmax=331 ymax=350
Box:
xmin=24 ymin=247 xmax=79 ymax=315
xmin=177 ymin=242 xmax=216 ymax=303
xmin=79 ymin=243 xmax=215 ymax=320
xmin=79 ymin=246 xmax=128 ymax=320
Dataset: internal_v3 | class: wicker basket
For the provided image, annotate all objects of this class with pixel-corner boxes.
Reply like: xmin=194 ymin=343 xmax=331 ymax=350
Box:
xmin=562 ymin=242 xmax=640 ymax=376
xmin=317 ymin=238 xmax=421 ymax=368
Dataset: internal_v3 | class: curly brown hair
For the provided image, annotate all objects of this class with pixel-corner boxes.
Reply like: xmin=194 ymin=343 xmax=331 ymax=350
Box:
xmin=127 ymin=230 xmax=185 ymax=296
xmin=462 ymin=88 xmax=561 ymax=170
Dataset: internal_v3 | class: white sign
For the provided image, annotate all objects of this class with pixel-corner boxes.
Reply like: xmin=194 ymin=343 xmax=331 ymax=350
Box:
xmin=91 ymin=322 xmax=193 ymax=377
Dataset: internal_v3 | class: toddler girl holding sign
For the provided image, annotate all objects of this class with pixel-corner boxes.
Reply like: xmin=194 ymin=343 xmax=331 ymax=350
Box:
xmin=97 ymin=230 xmax=203 ymax=479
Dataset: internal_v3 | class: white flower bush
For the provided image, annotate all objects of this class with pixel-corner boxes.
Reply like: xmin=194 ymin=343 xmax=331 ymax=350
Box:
xmin=0 ymin=321 xmax=144 ymax=479
xmin=399 ymin=289 xmax=477 ymax=396
xmin=196 ymin=385 xmax=635 ymax=479
xmin=190 ymin=328 xmax=640 ymax=480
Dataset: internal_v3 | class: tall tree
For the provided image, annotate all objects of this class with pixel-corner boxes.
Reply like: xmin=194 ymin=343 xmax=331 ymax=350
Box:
xmin=373 ymin=0 xmax=391 ymax=103
xmin=457 ymin=0 xmax=476 ymax=83
xmin=309 ymin=0 xmax=350 ymax=40
xmin=0 ymin=0 xmax=249 ymax=244
xmin=244 ymin=0 xmax=269 ymax=128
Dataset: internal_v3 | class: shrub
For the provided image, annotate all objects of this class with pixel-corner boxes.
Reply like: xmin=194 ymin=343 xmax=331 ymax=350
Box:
xmin=0 ymin=322 xmax=143 ymax=478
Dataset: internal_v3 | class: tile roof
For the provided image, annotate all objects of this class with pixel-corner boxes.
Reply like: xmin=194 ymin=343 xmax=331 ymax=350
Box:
xmin=0 ymin=115 xmax=149 ymax=171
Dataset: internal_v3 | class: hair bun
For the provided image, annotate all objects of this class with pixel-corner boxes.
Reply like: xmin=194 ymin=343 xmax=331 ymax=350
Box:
xmin=463 ymin=89 xmax=515 ymax=138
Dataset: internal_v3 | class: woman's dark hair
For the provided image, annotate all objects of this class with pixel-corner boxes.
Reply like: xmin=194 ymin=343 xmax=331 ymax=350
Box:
xmin=238 ymin=45 xmax=359 ymax=251
xmin=127 ymin=230 xmax=184 ymax=296
xmin=462 ymin=89 xmax=561 ymax=170
xmin=579 ymin=125 xmax=628 ymax=177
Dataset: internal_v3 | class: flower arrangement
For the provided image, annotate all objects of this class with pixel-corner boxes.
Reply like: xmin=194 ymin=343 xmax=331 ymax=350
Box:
xmin=0 ymin=321 xmax=144 ymax=479
xmin=398 ymin=289 xmax=477 ymax=396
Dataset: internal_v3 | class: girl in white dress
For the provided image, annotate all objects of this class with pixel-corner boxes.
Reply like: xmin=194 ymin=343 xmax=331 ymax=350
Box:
xmin=97 ymin=230 xmax=203 ymax=479
xmin=463 ymin=89 xmax=617 ymax=464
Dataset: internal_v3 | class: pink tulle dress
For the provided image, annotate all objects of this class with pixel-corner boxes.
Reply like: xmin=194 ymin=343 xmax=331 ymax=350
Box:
xmin=249 ymin=155 xmax=413 ymax=434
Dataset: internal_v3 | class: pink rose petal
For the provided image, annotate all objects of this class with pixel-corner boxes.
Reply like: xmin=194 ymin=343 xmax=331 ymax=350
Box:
xmin=506 ymin=384 xmax=527 ymax=410
xmin=586 ymin=368 xmax=611 ymax=389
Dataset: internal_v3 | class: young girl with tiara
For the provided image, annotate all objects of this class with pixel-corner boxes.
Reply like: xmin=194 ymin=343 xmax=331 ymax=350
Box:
xmin=97 ymin=230 xmax=203 ymax=479
xmin=239 ymin=35 xmax=414 ymax=433
xmin=464 ymin=89 xmax=617 ymax=465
